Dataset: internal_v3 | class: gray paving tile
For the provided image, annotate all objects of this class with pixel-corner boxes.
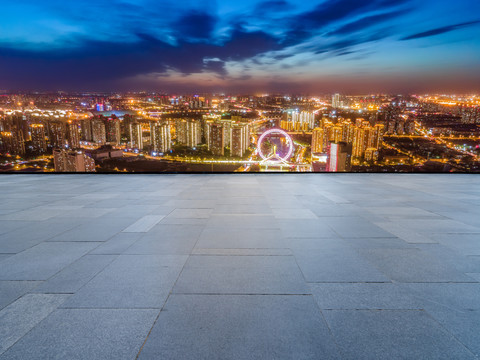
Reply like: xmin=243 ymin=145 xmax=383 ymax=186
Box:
xmin=374 ymin=222 xmax=437 ymax=243
xmin=0 ymin=208 xmax=65 ymax=221
xmin=285 ymin=237 xmax=349 ymax=250
xmin=0 ymin=218 xmax=83 ymax=253
xmin=138 ymin=295 xmax=341 ymax=360
xmin=212 ymin=204 xmax=272 ymax=214
xmin=0 ymin=309 xmax=158 ymax=360
xmin=358 ymin=248 xmax=477 ymax=282
xmin=0 ymin=242 xmax=101 ymax=280
xmin=272 ymin=208 xmax=317 ymax=219
xmin=434 ymin=233 xmax=480 ymax=256
xmin=124 ymin=233 xmax=197 ymax=255
xmin=279 ymin=219 xmax=339 ymax=238
xmin=147 ymin=224 xmax=205 ymax=239
xmin=164 ymin=199 xmax=217 ymax=208
xmin=395 ymin=219 xmax=480 ymax=234
xmin=366 ymin=206 xmax=442 ymax=218
xmin=0 ymin=220 xmax=34 ymax=236
xmin=294 ymin=248 xmax=390 ymax=283
xmin=173 ymin=255 xmax=309 ymax=294
xmin=122 ymin=215 xmax=165 ymax=232
xmin=0 ymin=294 xmax=69 ymax=355
xmin=206 ymin=214 xmax=279 ymax=229
xmin=424 ymin=305 xmax=480 ymax=356
xmin=159 ymin=217 xmax=209 ymax=225
xmin=326 ymin=217 xmax=397 ymax=238
xmin=308 ymin=204 xmax=363 ymax=217
xmin=323 ymin=309 xmax=476 ymax=359
xmin=166 ymin=208 xmax=213 ymax=218
xmin=317 ymin=191 xmax=350 ymax=204
xmin=48 ymin=217 xmax=133 ymax=242
xmin=197 ymin=228 xmax=287 ymax=248
xmin=0 ymin=281 xmax=41 ymax=310
xmin=192 ymin=248 xmax=292 ymax=256
xmin=54 ymin=207 xmax=116 ymax=218
xmin=413 ymin=243 xmax=480 ymax=273
xmin=33 ymin=255 xmax=116 ymax=293
xmin=466 ymin=272 xmax=480 ymax=281
xmin=401 ymin=283 xmax=480 ymax=310
xmin=102 ymin=204 xmax=160 ymax=219
xmin=342 ymin=237 xmax=414 ymax=249
xmin=63 ymin=255 xmax=187 ymax=308
xmin=310 ymin=283 xmax=422 ymax=310
xmin=88 ymin=232 xmax=143 ymax=254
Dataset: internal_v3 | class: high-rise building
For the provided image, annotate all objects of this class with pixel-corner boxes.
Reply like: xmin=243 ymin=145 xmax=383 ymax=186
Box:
xmin=365 ymin=148 xmax=379 ymax=163
xmin=92 ymin=118 xmax=106 ymax=144
xmin=373 ymin=124 xmax=385 ymax=148
xmin=220 ymin=119 xmax=232 ymax=147
xmin=176 ymin=119 xmax=201 ymax=148
xmin=327 ymin=142 xmax=352 ymax=172
xmin=53 ymin=148 xmax=95 ymax=172
xmin=311 ymin=128 xmax=324 ymax=153
xmin=48 ymin=121 xmax=66 ymax=149
xmin=283 ymin=111 xmax=315 ymax=131
xmin=67 ymin=121 xmax=80 ymax=149
xmin=230 ymin=123 xmax=248 ymax=157
xmin=0 ymin=131 xmax=25 ymax=155
xmin=129 ymin=123 xmax=143 ymax=149
xmin=30 ymin=124 xmax=47 ymax=153
xmin=405 ymin=120 xmax=415 ymax=135
xmin=352 ymin=127 xmax=366 ymax=159
xmin=208 ymin=123 xmax=224 ymax=156
xmin=80 ymin=118 xmax=93 ymax=142
xmin=150 ymin=122 xmax=171 ymax=153
xmin=332 ymin=93 xmax=341 ymax=108
xmin=105 ymin=118 xmax=121 ymax=145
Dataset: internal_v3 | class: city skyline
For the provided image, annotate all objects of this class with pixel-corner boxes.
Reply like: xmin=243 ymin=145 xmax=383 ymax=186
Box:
xmin=1 ymin=92 xmax=479 ymax=173
xmin=1 ymin=0 xmax=480 ymax=93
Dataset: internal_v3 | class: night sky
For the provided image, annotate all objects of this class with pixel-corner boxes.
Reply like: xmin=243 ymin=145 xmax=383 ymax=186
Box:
xmin=1 ymin=0 xmax=480 ymax=93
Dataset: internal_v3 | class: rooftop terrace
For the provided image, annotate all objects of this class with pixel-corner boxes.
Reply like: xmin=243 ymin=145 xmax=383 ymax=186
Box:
xmin=0 ymin=174 xmax=479 ymax=359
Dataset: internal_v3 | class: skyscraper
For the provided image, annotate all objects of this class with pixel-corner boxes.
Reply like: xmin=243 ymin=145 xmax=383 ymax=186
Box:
xmin=53 ymin=148 xmax=96 ymax=172
xmin=311 ymin=128 xmax=324 ymax=153
xmin=327 ymin=142 xmax=352 ymax=172
xmin=105 ymin=117 xmax=121 ymax=145
xmin=0 ymin=131 xmax=25 ymax=155
xmin=92 ymin=118 xmax=106 ymax=144
xmin=67 ymin=121 xmax=80 ymax=149
xmin=130 ymin=123 xmax=143 ymax=149
xmin=332 ymin=93 xmax=341 ymax=108
xmin=208 ymin=123 xmax=224 ymax=156
xmin=151 ymin=122 xmax=171 ymax=153
xmin=30 ymin=124 xmax=47 ymax=154
xmin=230 ymin=123 xmax=248 ymax=157
xmin=48 ymin=121 xmax=66 ymax=149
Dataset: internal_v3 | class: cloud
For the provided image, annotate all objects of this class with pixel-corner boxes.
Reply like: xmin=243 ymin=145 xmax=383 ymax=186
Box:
xmin=173 ymin=11 xmax=217 ymax=40
xmin=401 ymin=20 xmax=480 ymax=40
xmin=254 ymin=0 xmax=292 ymax=13
xmin=282 ymin=0 xmax=408 ymax=45
xmin=0 ymin=28 xmax=281 ymax=90
xmin=328 ymin=9 xmax=410 ymax=36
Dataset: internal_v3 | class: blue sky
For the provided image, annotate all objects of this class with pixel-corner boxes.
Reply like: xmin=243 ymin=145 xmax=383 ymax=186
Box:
xmin=1 ymin=0 xmax=479 ymax=93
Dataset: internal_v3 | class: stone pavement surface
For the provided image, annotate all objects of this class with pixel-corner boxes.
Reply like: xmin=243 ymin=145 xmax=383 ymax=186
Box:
xmin=0 ymin=174 xmax=479 ymax=359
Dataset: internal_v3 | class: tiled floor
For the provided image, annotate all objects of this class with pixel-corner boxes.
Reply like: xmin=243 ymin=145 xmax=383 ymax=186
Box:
xmin=0 ymin=174 xmax=479 ymax=359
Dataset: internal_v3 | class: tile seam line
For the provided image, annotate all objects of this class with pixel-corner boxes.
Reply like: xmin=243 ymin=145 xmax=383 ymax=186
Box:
xmin=0 ymin=293 xmax=70 ymax=357
xmin=289 ymin=243 xmax=346 ymax=356
xmin=134 ymin=221 xmax=202 ymax=359
xmin=421 ymin=307 xmax=479 ymax=357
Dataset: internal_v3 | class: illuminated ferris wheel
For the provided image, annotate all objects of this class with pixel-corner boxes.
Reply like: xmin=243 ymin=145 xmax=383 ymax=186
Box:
xmin=257 ymin=128 xmax=294 ymax=162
